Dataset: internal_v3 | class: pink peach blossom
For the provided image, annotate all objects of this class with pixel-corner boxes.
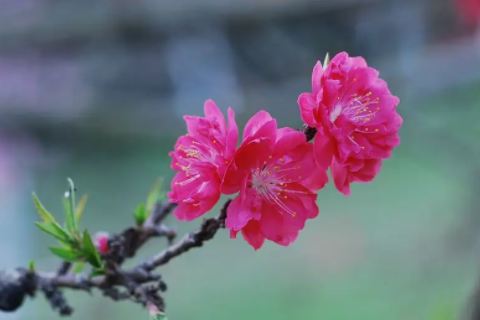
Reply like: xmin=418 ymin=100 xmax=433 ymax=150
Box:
xmin=298 ymin=52 xmax=402 ymax=195
xmin=168 ymin=99 xmax=238 ymax=221
xmin=221 ymin=111 xmax=327 ymax=250
xmin=94 ymin=232 xmax=109 ymax=254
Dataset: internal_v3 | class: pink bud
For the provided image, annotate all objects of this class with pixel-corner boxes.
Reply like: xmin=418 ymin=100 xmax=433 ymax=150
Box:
xmin=94 ymin=232 xmax=109 ymax=254
xmin=146 ymin=301 xmax=160 ymax=317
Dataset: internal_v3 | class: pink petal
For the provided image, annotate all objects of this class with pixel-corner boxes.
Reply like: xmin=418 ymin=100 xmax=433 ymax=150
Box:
xmin=173 ymin=203 xmax=206 ymax=221
xmin=331 ymin=159 xmax=350 ymax=196
xmin=304 ymin=166 xmax=329 ymax=191
xmin=220 ymin=161 xmax=243 ymax=195
xmin=313 ymin=133 xmax=334 ymax=170
xmin=226 ymin=195 xmax=256 ymax=231
xmin=169 ymin=171 xmax=221 ymax=220
xmin=234 ymin=137 xmax=274 ymax=171
xmin=241 ymin=221 xmax=265 ymax=250
xmin=297 ymin=92 xmax=318 ymax=127
xmin=273 ymin=129 xmax=306 ymax=159
xmin=258 ymin=204 xmax=299 ymax=247
xmin=312 ymin=60 xmax=324 ymax=97
xmin=225 ymin=107 xmax=238 ymax=160
xmin=230 ymin=229 xmax=239 ymax=239
xmin=276 ymin=127 xmax=296 ymax=141
xmin=352 ymin=158 xmax=382 ymax=182
xmin=278 ymin=183 xmax=319 ymax=222
xmin=203 ymin=99 xmax=226 ymax=135
xmin=243 ymin=110 xmax=274 ymax=141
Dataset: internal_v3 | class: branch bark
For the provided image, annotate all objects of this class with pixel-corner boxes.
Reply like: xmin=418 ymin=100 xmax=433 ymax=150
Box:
xmin=0 ymin=198 xmax=231 ymax=316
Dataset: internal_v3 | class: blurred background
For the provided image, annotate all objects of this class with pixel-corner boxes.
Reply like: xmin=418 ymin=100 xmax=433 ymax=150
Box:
xmin=1 ymin=0 xmax=480 ymax=319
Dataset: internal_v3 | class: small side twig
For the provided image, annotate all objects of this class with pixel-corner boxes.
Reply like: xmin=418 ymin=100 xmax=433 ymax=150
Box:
xmin=139 ymin=199 xmax=231 ymax=272
xmin=41 ymin=283 xmax=73 ymax=316
xmin=107 ymin=200 xmax=178 ymax=265
xmin=56 ymin=262 xmax=72 ymax=276
xmin=0 ymin=198 xmax=231 ymax=317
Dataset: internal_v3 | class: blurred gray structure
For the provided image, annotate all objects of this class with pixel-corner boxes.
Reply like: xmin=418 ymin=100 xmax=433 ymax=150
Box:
xmin=0 ymin=0 xmax=474 ymax=141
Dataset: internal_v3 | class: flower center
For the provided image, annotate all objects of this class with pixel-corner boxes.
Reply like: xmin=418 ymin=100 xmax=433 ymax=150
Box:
xmin=250 ymin=161 xmax=307 ymax=217
xmin=331 ymin=92 xmax=380 ymax=124
xmin=175 ymin=140 xmax=221 ymax=187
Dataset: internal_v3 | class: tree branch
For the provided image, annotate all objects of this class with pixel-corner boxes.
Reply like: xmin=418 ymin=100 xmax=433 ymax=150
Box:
xmin=139 ymin=199 xmax=230 ymax=271
xmin=0 ymin=124 xmax=313 ymax=317
xmin=0 ymin=198 xmax=231 ymax=317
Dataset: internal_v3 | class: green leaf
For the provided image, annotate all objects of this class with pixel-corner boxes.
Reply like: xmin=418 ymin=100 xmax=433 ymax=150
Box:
xmin=73 ymin=262 xmax=86 ymax=274
xmin=134 ymin=203 xmax=147 ymax=226
xmin=89 ymin=267 xmax=106 ymax=279
xmin=29 ymin=260 xmax=35 ymax=272
xmin=146 ymin=178 xmax=164 ymax=216
xmin=32 ymin=193 xmax=55 ymax=222
xmin=36 ymin=222 xmax=73 ymax=243
xmin=323 ymin=52 xmax=330 ymax=70
xmin=149 ymin=310 xmax=167 ymax=320
xmin=50 ymin=247 xmax=84 ymax=262
xmin=151 ymin=314 xmax=167 ymax=320
xmin=64 ymin=178 xmax=78 ymax=234
xmin=82 ymin=230 xmax=102 ymax=268
xmin=75 ymin=195 xmax=88 ymax=223
xmin=58 ymin=240 xmax=72 ymax=249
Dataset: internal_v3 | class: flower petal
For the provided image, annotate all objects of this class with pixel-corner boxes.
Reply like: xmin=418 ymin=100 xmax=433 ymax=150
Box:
xmin=258 ymin=204 xmax=299 ymax=247
xmin=226 ymin=195 xmax=256 ymax=231
xmin=225 ymin=107 xmax=238 ymax=160
xmin=297 ymin=93 xmax=318 ymax=127
xmin=273 ymin=129 xmax=306 ymax=159
xmin=331 ymin=159 xmax=350 ymax=196
xmin=312 ymin=60 xmax=323 ymax=97
xmin=313 ymin=133 xmax=334 ymax=170
xmin=241 ymin=220 xmax=265 ymax=250
xmin=243 ymin=110 xmax=274 ymax=141
xmin=203 ymin=99 xmax=226 ymax=136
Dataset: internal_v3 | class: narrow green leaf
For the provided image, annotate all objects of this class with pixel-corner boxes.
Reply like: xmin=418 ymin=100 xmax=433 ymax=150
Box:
xmin=64 ymin=178 xmax=77 ymax=234
xmin=32 ymin=193 xmax=55 ymax=222
xmin=73 ymin=262 xmax=86 ymax=274
xmin=134 ymin=203 xmax=146 ymax=226
xmin=323 ymin=52 xmax=330 ymax=70
xmin=36 ymin=222 xmax=73 ymax=243
xmin=50 ymin=247 xmax=84 ymax=262
xmin=58 ymin=240 xmax=72 ymax=249
xmin=150 ymin=313 xmax=167 ymax=320
xmin=29 ymin=261 xmax=35 ymax=272
xmin=75 ymin=195 xmax=88 ymax=223
xmin=146 ymin=178 xmax=163 ymax=215
xmin=89 ymin=267 xmax=106 ymax=279
xmin=82 ymin=230 xmax=102 ymax=268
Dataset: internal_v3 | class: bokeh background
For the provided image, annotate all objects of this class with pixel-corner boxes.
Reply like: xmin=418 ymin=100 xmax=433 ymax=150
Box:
xmin=1 ymin=0 xmax=480 ymax=319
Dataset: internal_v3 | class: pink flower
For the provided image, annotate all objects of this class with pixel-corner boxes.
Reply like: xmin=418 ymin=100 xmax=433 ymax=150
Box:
xmin=168 ymin=99 xmax=238 ymax=221
xmin=298 ymin=52 xmax=402 ymax=196
xmin=221 ymin=111 xmax=327 ymax=250
xmin=94 ymin=232 xmax=109 ymax=254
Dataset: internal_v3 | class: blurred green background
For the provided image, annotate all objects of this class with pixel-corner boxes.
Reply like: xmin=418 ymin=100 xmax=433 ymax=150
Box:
xmin=1 ymin=1 xmax=480 ymax=319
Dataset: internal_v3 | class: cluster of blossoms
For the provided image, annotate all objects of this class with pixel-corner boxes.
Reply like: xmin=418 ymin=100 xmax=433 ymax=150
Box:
xmin=168 ymin=52 xmax=402 ymax=250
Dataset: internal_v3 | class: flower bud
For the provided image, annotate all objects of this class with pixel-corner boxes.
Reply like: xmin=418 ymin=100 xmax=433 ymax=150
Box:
xmin=94 ymin=232 xmax=109 ymax=254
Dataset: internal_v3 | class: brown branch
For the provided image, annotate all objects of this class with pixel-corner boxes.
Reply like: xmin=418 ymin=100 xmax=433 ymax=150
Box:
xmin=0 ymin=123 xmax=311 ymax=317
xmin=0 ymin=198 xmax=231 ymax=317
xmin=139 ymin=199 xmax=230 ymax=271
xmin=56 ymin=262 xmax=72 ymax=276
